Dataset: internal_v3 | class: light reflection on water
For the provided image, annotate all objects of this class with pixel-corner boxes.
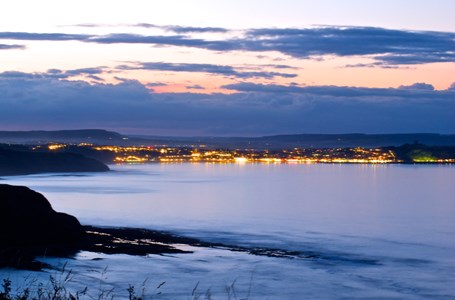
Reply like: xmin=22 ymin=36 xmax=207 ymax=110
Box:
xmin=2 ymin=164 xmax=455 ymax=299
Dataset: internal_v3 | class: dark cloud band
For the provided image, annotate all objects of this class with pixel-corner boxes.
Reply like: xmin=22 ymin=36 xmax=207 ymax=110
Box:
xmin=1 ymin=26 xmax=454 ymax=65
xmin=0 ymin=72 xmax=454 ymax=135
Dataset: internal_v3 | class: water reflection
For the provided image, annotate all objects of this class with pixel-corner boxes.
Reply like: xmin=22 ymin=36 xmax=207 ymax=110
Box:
xmin=2 ymin=164 xmax=455 ymax=298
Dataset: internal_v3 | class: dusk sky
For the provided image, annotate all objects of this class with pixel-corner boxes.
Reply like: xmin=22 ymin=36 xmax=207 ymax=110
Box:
xmin=1 ymin=0 xmax=454 ymax=136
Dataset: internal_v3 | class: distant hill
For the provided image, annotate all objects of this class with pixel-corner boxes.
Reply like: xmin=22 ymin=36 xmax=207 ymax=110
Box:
xmin=1 ymin=130 xmax=455 ymax=149
xmin=237 ymin=133 xmax=455 ymax=149
xmin=0 ymin=148 xmax=109 ymax=176
xmin=131 ymin=133 xmax=455 ymax=149
xmin=0 ymin=129 xmax=126 ymax=144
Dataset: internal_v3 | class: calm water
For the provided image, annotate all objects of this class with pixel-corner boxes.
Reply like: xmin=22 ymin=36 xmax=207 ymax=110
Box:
xmin=2 ymin=164 xmax=455 ymax=299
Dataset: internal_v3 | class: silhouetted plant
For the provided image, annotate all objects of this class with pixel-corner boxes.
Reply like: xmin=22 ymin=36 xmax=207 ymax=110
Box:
xmin=0 ymin=272 xmax=253 ymax=300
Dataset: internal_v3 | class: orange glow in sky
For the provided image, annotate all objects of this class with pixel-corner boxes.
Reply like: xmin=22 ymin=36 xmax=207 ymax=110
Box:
xmin=0 ymin=0 xmax=454 ymax=135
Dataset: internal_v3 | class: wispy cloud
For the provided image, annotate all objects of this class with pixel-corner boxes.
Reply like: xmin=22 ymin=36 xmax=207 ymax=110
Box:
xmin=344 ymin=62 xmax=406 ymax=69
xmin=134 ymin=23 xmax=229 ymax=34
xmin=0 ymin=44 xmax=25 ymax=50
xmin=0 ymin=67 xmax=107 ymax=80
xmin=222 ymin=82 xmax=452 ymax=100
xmin=186 ymin=84 xmax=205 ymax=90
xmin=71 ymin=23 xmax=230 ymax=34
xmin=117 ymin=62 xmax=297 ymax=79
xmin=0 ymin=32 xmax=91 ymax=41
xmin=1 ymin=26 xmax=454 ymax=65
xmin=244 ymin=26 xmax=455 ymax=65
xmin=145 ymin=82 xmax=168 ymax=87
xmin=88 ymin=33 xmax=238 ymax=52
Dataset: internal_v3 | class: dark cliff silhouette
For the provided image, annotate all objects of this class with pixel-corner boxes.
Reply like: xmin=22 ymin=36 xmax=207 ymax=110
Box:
xmin=0 ymin=148 xmax=109 ymax=176
xmin=0 ymin=184 xmax=311 ymax=271
xmin=0 ymin=185 xmax=194 ymax=270
xmin=0 ymin=184 xmax=207 ymax=270
xmin=0 ymin=184 xmax=83 ymax=269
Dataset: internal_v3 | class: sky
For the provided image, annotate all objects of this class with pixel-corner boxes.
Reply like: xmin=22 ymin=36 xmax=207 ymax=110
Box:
xmin=0 ymin=0 xmax=454 ymax=136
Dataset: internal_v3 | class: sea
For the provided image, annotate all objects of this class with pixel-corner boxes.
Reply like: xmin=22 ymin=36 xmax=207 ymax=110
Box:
xmin=1 ymin=163 xmax=455 ymax=299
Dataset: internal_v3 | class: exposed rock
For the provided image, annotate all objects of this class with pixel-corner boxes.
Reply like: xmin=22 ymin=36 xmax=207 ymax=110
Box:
xmin=0 ymin=184 xmax=193 ymax=270
xmin=0 ymin=184 xmax=84 ymax=269
xmin=0 ymin=184 xmax=308 ymax=271
xmin=81 ymin=226 xmax=196 ymax=256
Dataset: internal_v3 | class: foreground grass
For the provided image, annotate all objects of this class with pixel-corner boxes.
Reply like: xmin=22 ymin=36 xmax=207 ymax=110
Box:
xmin=1 ymin=276 xmax=151 ymax=300
xmin=0 ymin=266 xmax=252 ymax=300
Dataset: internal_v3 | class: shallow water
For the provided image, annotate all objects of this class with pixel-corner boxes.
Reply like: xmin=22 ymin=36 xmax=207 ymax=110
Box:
xmin=2 ymin=164 xmax=455 ymax=299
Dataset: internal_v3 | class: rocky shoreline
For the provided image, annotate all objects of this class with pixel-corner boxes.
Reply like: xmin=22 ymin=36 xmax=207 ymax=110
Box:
xmin=1 ymin=184 xmax=317 ymax=271
xmin=0 ymin=225 xmax=206 ymax=271
xmin=0 ymin=184 xmax=199 ymax=270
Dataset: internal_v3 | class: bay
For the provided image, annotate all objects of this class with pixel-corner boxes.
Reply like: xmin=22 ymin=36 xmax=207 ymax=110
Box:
xmin=2 ymin=164 xmax=455 ymax=299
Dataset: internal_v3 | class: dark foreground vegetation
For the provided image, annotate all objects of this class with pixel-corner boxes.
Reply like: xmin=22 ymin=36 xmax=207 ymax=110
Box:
xmin=385 ymin=143 xmax=455 ymax=162
xmin=0 ymin=272 xmax=241 ymax=300
xmin=0 ymin=271 xmax=223 ymax=300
